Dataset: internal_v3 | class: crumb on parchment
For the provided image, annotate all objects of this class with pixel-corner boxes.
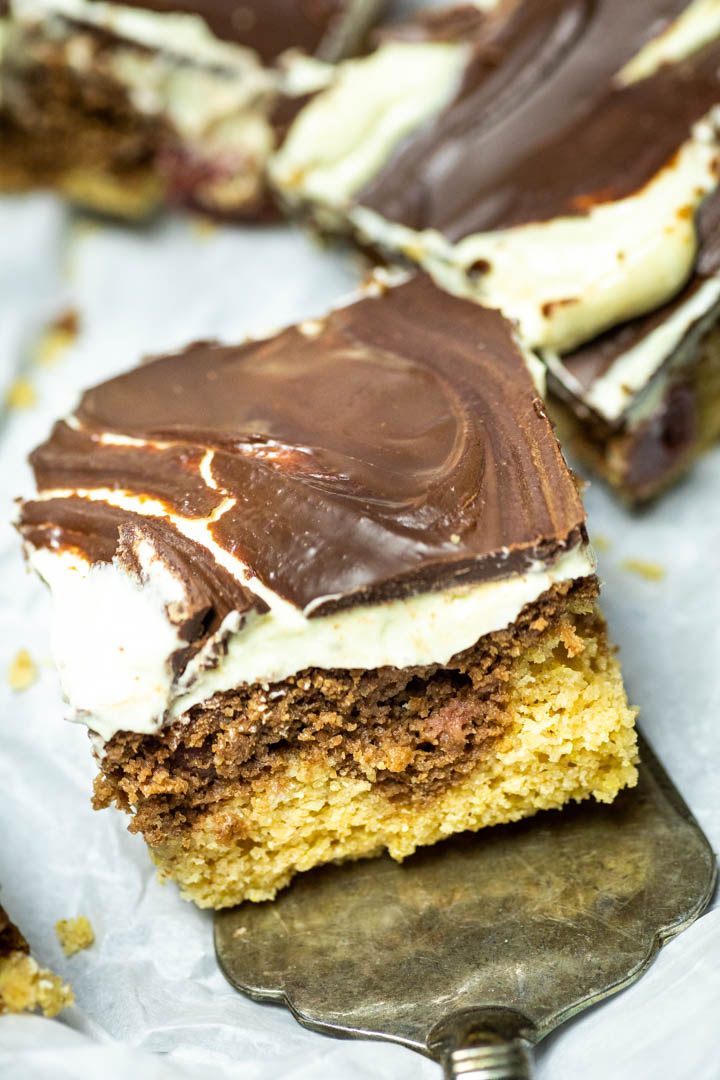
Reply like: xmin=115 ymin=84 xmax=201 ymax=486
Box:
xmin=34 ymin=308 xmax=81 ymax=366
xmin=55 ymin=916 xmax=95 ymax=957
xmin=4 ymin=377 xmax=36 ymax=410
xmin=7 ymin=649 xmax=38 ymax=691
xmin=0 ymin=953 xmax=74 ymax=1017
xmin=190 ymin=216 xmax=217 ymax=239
xmin=620 ymin=558 xmax=666 ymax=582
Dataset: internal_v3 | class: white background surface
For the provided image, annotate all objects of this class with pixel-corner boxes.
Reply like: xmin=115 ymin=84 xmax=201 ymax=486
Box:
xmin=0 ymin=192 xmax=718 ymax=1079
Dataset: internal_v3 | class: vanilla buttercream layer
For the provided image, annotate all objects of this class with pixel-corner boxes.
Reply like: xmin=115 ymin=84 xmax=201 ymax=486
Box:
xmin=270 ymin=39 xmax=469 ymax=212
xmin=27 ymin=532 xmax=595 ymax=743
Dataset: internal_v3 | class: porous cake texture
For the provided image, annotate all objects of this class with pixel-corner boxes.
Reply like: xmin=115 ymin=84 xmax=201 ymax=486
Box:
xmin=19 ymin=275 xmax=637 ymax=907
xmin=96 ymin=580 xmax=636 ymax=907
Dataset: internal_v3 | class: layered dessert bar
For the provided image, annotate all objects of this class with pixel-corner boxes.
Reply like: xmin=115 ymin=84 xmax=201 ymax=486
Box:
xmin=545 ymin=190 xmax=720 ymax=500
xmin=17 ymin=276 xmax=637 ymax=908
xmin=0 ymin=0 xmax=382 ymax=217
xmin=0 ymin=901 xmax=73 ymax=1016
xmin=272 ymin=0 xmax=720 ymax=497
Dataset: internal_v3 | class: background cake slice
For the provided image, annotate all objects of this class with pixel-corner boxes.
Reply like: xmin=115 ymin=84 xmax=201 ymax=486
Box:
xmin=272 ymin=0 xmax=720 ymax=496
xmin=544 ymin=188 xmax=720 ymax=501
xmin=0 ymin=0 xmax=383 ymax=217
xmin=0 ymin=901 xmax=73 ymax=1017
xmin=18 ymin=275 xmax=638 ymax=908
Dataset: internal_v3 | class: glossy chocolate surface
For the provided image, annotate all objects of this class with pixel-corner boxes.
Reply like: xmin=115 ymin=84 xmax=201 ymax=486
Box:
xmin=20 ymin=277 xmax=586 ymax=615
xmin=359 ymin=0 xmax=705 ymax=239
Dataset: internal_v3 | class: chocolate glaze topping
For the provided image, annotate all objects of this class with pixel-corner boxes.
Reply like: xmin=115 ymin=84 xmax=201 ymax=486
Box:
xmin=20 ymin=277 xmax=586 ymax=619
xmin=358 ymin=0 xmax=703 ymax=239
xmin=85 ymin=0 xmax=352 ymax=63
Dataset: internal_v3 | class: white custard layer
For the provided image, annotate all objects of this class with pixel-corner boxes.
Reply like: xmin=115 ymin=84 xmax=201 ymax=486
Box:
xmin=544 ymin=277 xmax=720 ymax=424
xmin=270 ymin=40 xmax=469 ymax=212
xmin=26 ymin=495 xmax=594 ymax=742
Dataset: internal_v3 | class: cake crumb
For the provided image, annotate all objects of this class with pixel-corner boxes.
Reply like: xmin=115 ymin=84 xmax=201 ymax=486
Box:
xmin=299 ymin=318 xmax=324 ymax=338
xmin=35 ymin=309 xmax=81 ymax=366
xmin=7 ymin=649 xmax=38 ymax=692
xmin=55 ymin=916 xmax=94 ymax=956
xmin=5 ymin=377 xmax=36 ymax=409
xmin=232 ymin=926 xmax=247 ymax=938
xmin=0 ymin=953 xmax=74 ymax=1017
xmin=190 ymin=216 xmax=217 ymax=240
xmin=620 ymin=558 xmax=666 ymax=582
xmin=593 ymin=534 xmax=611 ymax=552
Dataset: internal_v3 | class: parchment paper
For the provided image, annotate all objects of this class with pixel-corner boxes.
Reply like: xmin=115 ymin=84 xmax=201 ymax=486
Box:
xmin=0 ymin=190 xmax=718 ymax=1080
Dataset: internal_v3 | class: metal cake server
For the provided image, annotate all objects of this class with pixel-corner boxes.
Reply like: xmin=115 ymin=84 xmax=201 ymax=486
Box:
xmin=215 ymin=734 xmax=716 ymax=1079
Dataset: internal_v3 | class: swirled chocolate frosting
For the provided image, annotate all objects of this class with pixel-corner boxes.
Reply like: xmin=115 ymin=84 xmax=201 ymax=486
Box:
xmin=358 ymin=0 xmax=709 ymax=238
xmin=20 ymin=277 xmax=586 ymax=616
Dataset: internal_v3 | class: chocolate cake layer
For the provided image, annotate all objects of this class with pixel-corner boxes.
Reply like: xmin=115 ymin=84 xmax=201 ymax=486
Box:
xmin=1 ymin=24 xmax=167 ymax=211
xmin=22 ymin=276 xmax=586 ymax=614
xmin=94 ymin=577 xmax=598 ymax=844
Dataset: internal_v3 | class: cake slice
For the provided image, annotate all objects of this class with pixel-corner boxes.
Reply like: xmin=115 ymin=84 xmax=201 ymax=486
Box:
xmin=545 ymin=188 xmax=720 ymax=500
xmin=0 ymin=902 xmax=73 ymax=1017
xmin=0 ymin=0 xmax=383 ymax=217
xmin=272 ymin=0 xmax=720 ymax=495
xmin=18 ymin=275 xmax=638 ymax=908
xmin=272 ymin=0 xmax=719 ymax=350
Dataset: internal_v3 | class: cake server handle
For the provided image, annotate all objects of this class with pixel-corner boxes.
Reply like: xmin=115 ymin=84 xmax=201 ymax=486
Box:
xmin=428 ymin=1008 xmax=534 ymax=1080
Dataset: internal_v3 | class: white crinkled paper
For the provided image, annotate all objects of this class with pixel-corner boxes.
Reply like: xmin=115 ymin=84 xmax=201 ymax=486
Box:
xmin=0 ymin=191 xmax=718 ymax=1080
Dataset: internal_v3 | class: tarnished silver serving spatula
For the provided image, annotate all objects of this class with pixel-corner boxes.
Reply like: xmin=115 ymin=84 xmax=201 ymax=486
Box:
xmin=215 ymin=734 xmax=716 ymax=1079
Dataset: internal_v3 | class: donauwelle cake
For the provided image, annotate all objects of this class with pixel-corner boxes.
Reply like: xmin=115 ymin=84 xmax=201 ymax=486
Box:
xmin=18 ymin=276 xmax=637 ymax=908
xmin=0 ymin=0 xmax=382 ymax=217
xmin=271 ymin=0 xmax=720 ymax=499
xmin=0 ymin=901 xmax=73 ymax=1016
xmin=545 ymin=188 xmax=720 ymax=500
